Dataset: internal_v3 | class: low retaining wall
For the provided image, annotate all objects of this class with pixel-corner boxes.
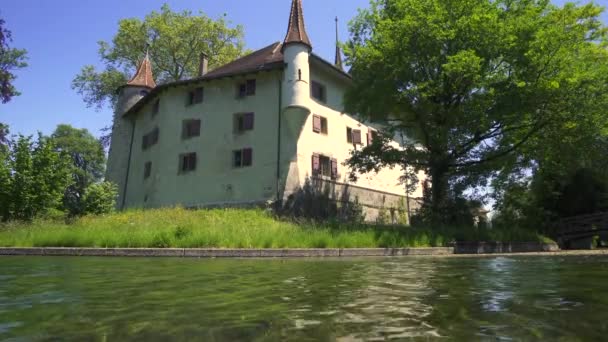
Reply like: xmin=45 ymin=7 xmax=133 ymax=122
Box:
xmin=454 ymin=242 xmax=560 ymax=254
xmin=0 ymin=247 xmax=454 ymax=258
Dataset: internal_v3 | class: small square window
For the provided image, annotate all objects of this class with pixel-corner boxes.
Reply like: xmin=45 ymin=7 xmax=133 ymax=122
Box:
xmin=179 ymin=153 xmax=197 ymax=173
xmin=236 ymin=79 xmax=256 ymax=98
xmin=188 ymin=87 xmax=204 ymax=105
xmin=234 ymin=113 xmax=254 ymax=133
xmin=312 ymin=154 xmax=338 ymax=179
xmin=144 ymin=161 xmax=152 ymax=179
xmin=346 ymin=127 xmax=353 ymax=143
xmin=311 ymin=81 xmax=326 ymax=103
xmin=142 ymin=127 xmax=159 ymax=150
xmin=313 ymin=115 xmax=328 ymax=135
xmin=233 ymin=148 xmax=253 ymax=168
xmin=182 ymin=119 xmax=201 ymax=139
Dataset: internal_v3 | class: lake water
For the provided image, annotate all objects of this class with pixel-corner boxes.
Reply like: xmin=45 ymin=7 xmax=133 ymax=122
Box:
xmin=1 ymin=256 xmax=608 ymax=341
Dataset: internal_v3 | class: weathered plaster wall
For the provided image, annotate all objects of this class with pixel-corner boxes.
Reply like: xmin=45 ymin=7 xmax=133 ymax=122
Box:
xmin=123 ymin=71 xmax=283 ymax=208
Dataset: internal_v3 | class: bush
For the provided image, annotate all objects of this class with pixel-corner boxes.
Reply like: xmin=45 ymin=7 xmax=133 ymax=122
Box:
xmin=82 ymin=182 xmax=118 ymax=215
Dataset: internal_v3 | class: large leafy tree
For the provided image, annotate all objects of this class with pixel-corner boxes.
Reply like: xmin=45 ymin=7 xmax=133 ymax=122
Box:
xmin=0 ymin=17 xmax=28 ymax=104
xmin=344 ymin=0 xmax=608 ymax=223
xmin=72 ymin=3 xmax=247 ymax=111
xmin=51 ymin=124 xmax=106 ymax=216
xmin=1 ymin=134 xmax=71 ymax=221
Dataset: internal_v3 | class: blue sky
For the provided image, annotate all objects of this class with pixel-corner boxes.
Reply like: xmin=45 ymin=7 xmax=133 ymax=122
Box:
xmin=1 ymin=0 xmax=606 ymax=138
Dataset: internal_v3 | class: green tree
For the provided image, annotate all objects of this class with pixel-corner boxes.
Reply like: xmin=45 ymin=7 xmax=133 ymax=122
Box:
xmin=0 ymin=17 xmax=28 ymax=103
xmin=72 ymin=3 xmax=246 ymax=111
xmin=50 ymin=124 xmax=106 ymax=216
xmin=343 ymin=0 xmax=608 ymax=223
xmin=83 ymin=181 xmax=118 ymax=215
xmin=5 ymin=134 xmax=71 ymax=221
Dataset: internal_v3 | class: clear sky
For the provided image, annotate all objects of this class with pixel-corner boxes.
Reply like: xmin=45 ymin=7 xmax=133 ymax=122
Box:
xmin=1 ymin=0 xmax=606 ymax=138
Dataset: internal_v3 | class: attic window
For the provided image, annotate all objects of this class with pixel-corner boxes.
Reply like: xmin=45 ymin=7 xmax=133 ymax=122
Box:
xmin=237 ymin=79 xmax=256 ymax=97
xmin=311 ymin=81 xmax=326 ymax=103
xmin=188 ymin=87 xmax=204 ymax=105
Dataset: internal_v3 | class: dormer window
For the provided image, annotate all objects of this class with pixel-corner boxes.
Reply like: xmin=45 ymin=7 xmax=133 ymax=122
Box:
xmin=237 ymin=79 xmax=256 ymax=98
xmin=311 ymin=81 xmax=326 ymax=103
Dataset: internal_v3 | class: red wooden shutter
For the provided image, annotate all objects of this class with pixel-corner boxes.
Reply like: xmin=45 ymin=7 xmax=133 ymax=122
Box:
xmin=243 ymin=148 xmax=253 ymax=166
xmin=244 ymin=113 xmax=254 ymax=130
xmin=312 ymin=154 xmax=320 ymax=174
xmin=331 ymin=158 xmax=338 ymax=179
xmin=352 ymin=129 xmax=362 ymax=144
xmin=190 ymin=153 xmax=197 ymax=170
xmin=312 ymin=115 xmax=321 ymax=133
xmin=246 ymin=79 xmax=256 ymax=95
xmin=367 ymin=131 xmax=373 ymax=145
xmin=193 ymin=120 xmax=201 ymax=136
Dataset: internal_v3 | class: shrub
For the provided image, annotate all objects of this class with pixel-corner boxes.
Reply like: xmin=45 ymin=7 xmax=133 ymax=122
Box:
xmin=82 ymin=182 xmax=118 ymax=215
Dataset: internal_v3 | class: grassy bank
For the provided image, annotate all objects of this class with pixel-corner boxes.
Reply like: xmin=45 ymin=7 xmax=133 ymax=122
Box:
xmin=0 ymin=208 xmax=551 ymax=248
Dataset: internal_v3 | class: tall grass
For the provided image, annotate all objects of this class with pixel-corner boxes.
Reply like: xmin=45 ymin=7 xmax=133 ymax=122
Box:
xmin=0 ymin=207 xmax=550 ymax=248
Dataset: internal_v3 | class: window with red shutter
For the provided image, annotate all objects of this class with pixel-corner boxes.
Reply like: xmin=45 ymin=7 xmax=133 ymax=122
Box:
xmin=331 ymin=158 xmax=338 ymax=179
xmin=246 ymin=80 xmax=256 ymax=96
xmin=312 ymin=153 xmax=320 ymax=174
xmin=179 ymin=152 xmax=197 ymax=174
xmin=243 ymin=113 xmax=254 ymax=130
xmin=242 ymin=148 xmax=253 ymax=167
xmin=352 ymin=129 xmax=362 ymax=144
xmin=312 ymin=115 xmax=321 ymax=133
xmin=234 ymin=113 xmax=255 ymax=133
xmin=233 ymin=148 xmax=253 ymax=168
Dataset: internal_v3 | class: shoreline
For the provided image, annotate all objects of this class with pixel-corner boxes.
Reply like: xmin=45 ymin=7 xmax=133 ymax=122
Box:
xmin=1 ymin=246 xmax=606 ymax=258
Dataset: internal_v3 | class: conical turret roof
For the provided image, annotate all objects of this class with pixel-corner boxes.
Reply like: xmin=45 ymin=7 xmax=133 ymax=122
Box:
xmin=126 ymin=51 xmax=156 ymax=89
xmin=282 ymin=0 xmax=312 ymax=51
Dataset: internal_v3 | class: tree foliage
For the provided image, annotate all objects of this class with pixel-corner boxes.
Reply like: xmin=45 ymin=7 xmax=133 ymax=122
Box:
xmin=343 ymin=0 xmax=608 ymax=223
xmin=0 ymin=134 xmax=72 ymax=221
xmin=83 ymin=182 xmax=118 ymax=216
xmin=50 ymin=124 xmax=106 ymax=216
xmin=72 ymin=3 xmax=247 ymax=110
xmin=0 ymin=17 xmax=28 ymax=103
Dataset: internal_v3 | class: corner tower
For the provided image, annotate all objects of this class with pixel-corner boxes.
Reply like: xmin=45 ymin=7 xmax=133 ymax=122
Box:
xmin=282 ymin=0 xmax=312 ymax=110
xmin=106 ymin=52 xmax=156 ymax=209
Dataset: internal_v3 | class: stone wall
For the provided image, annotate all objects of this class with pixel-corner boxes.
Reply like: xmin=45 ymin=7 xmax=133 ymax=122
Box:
xmin=282 ymin=177 xmax=421 ymax=223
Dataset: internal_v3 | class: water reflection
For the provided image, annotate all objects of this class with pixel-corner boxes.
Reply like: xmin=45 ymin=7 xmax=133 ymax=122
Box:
xmin=1 ymin=256 xmax=608 ymax=340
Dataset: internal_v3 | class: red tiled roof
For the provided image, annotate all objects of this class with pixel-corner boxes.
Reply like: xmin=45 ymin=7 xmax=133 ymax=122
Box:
xmin=126 ymin=53 xmax=156 ymax=88
xmin=283 ymin=0 xmax=312 ymax=51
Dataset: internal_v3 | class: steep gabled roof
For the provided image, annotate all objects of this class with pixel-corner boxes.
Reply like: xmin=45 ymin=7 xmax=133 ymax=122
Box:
xmin=203 ymin=42 xmax=284 ymax=79
xmin=126 ymin=52 xmax=156 ymax=88
xmin=282 ymin=0 xmax=312 ymax=51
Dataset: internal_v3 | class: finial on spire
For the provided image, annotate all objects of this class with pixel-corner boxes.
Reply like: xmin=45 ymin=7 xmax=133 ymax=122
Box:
xmin=335 ymin=16 xmax=344 ymax=70
xmin=127 ymin=48 xmax=156 ymax=89
xmin=282 ymin=0 xmax=312 ymax=51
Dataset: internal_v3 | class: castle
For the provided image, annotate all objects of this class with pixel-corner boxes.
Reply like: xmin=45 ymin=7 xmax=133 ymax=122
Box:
xmin=106 ymin=0 xmax=424 ymax=222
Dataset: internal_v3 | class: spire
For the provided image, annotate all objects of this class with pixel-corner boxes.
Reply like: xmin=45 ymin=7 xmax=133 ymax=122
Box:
xmin=126 ymin=49 xmax=156 ymax=89
xmin=335 ymin=16 xmax=343 ymax=70
xmin=282 ymin=0 xmax=312 ymax=51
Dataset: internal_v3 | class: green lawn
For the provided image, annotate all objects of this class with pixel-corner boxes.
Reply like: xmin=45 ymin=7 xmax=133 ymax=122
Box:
xmin=0 ymin=207 xmax=551 ymax=248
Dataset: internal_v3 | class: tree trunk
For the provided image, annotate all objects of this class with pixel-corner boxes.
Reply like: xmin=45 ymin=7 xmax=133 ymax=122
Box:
xmin=429 ymin=160 xmax=449 ymax=225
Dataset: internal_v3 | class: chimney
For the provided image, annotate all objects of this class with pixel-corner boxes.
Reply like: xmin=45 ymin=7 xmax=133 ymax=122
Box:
xmin=199 ymin=52 xmax=208 ymax=77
